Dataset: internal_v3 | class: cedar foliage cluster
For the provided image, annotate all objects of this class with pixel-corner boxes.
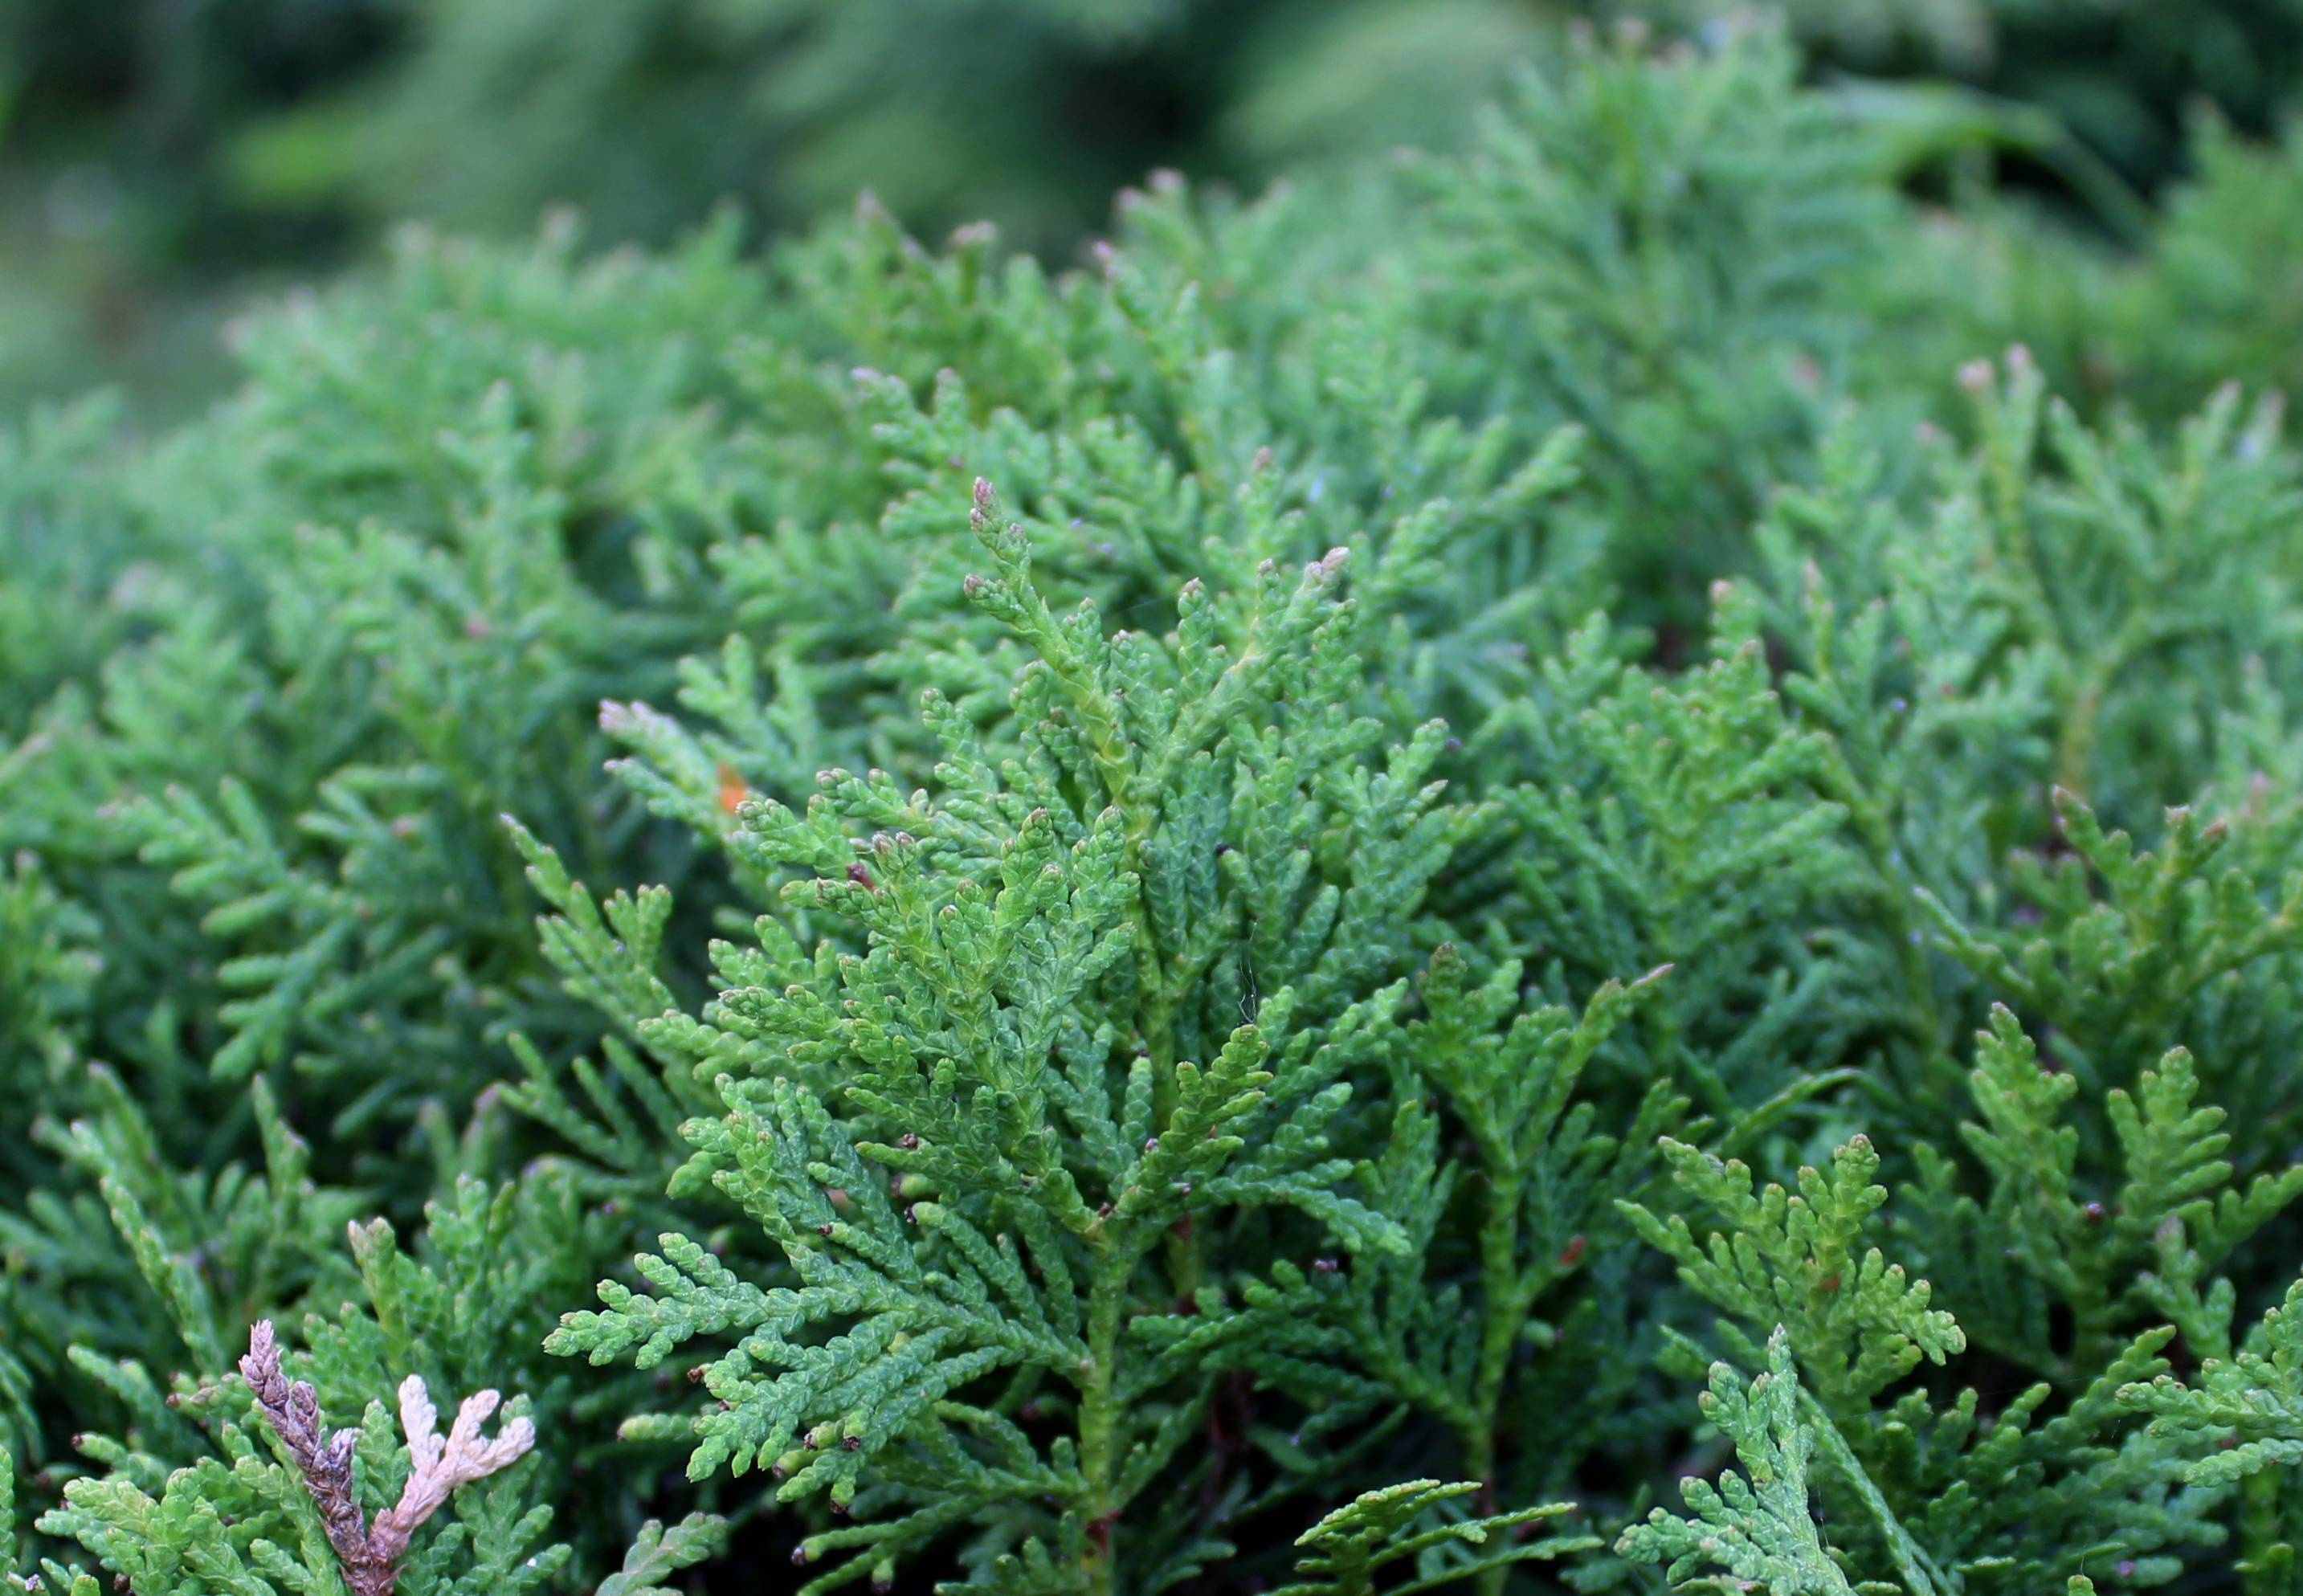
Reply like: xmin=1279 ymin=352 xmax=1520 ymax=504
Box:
xmin=10 ymin=18 xmax=2303 ymax=1596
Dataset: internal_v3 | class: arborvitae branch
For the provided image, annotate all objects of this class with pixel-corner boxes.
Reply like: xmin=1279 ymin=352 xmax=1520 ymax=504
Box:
xmin=17 ymin=18 xmax=2303 ymax=1596
xmin=239 ymin=1321 xmax=534 ymax=1596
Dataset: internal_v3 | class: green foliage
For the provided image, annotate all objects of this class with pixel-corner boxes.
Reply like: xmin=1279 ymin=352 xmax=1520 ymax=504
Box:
xmin=2125 ymin=1278 xmax=2303 ymax=1486
xmin=1625 ymin=1137 xmax=1966 ymax=1422
xmin=1408 ymin=22 xmax=1896 ymax=615
xmin=1271 ymin=1480 xmax=1595 ymax=1596
xmin=1617 ymin=1333 xmax=1856 ymax=1596
xmin=17 ymin=16 xmax=2303 ymax=1596
xmin=1619 ymin=988 xmax=2303 ymax=1590
xmin=13 ymin=0 xmax=2303 ymax=414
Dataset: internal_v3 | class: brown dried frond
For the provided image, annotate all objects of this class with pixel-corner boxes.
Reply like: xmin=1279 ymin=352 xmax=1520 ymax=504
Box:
xmin=240 ymin=1320 xmax=536 ymax=1596
xmin=370 ymin=1369 xmax=537 ymax=1564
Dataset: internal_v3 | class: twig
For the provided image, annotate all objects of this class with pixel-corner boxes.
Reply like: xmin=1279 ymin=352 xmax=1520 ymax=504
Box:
xmin=240 ymin=1320 xmax=536 ymax=1596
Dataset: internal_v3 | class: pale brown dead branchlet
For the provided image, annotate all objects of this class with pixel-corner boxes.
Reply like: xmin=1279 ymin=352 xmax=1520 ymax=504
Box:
xmin=239 ymin=1321 xmax=374 ymax=1587
xmin=240 ymin=1320 xmax=536 ymax=1596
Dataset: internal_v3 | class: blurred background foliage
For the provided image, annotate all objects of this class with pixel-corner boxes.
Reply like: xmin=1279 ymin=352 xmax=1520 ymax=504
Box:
xmin=3 ymin=0 xmax=2303 ymax=418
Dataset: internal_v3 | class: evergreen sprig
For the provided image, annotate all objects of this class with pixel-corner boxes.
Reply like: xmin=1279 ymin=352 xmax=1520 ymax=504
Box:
xmin=12 ymin=16 xmax=2303 ymax=1596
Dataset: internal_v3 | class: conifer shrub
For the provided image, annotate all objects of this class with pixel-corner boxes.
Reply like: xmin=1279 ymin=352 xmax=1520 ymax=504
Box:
xmin=10 ymin=19 xmax=2303 ymax=1596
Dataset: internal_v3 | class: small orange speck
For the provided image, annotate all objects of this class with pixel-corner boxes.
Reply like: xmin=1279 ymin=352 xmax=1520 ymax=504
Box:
xmin=717 ymin=763 xmax=750 ymax=816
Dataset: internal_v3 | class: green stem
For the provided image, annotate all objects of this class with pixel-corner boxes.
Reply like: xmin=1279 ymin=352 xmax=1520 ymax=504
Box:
xmin=2055 ymin=657 xmax=2111 ymax=800
xmin=2056 ymin=612 xmax=2162 ymax=802
xmin=1077 ymin=1249 xmax=1129 ymax=1596
xmin=1465 ymin=1165 xmax=1525 ymax=1596
xmin=1799 ymin=1393 xmax=1950 ymax=1596
xmin=1812 ymin=742 xmax=1942 ymax=1053
xmin=1469 ymin=1174 xmax=1524 ymax=1473
xmin=1138 ymin=945 xmax=1202 ymax=1306
xmin=2238 ymin=1466 xmax=2287 ymax=1596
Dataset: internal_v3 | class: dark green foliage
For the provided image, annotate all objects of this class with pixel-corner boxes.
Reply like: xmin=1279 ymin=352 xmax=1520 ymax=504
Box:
xmin=16 ymin=17 xmax=2303 ymax=1596
xmin=12 ymin=0 xmax=2303 ymax=414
